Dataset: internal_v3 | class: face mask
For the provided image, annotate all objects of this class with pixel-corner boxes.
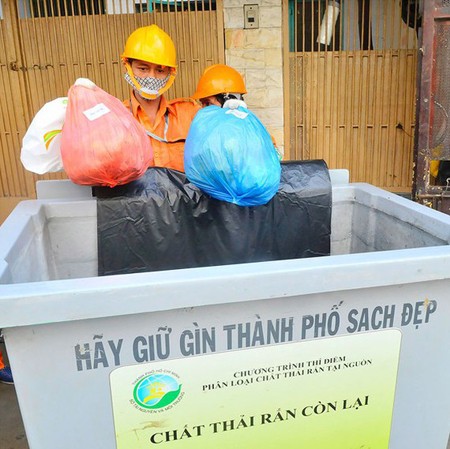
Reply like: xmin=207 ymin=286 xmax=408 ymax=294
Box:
xmin=124 ymin=72 xmax=170 ymax=98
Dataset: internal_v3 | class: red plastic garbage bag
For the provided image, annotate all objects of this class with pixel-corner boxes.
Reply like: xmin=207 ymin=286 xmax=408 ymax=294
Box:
xmin=61 ymin=78 xmax=153 ymax=187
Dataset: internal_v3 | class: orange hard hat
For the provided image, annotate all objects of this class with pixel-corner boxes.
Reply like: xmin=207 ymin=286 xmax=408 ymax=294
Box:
xmin=192 ymin=64 xmax=247 ymax=100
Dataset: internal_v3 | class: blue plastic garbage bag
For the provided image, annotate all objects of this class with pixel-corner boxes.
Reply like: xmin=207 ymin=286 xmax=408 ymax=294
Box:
xmin=184 ymin=105 xmax=281 ymax=206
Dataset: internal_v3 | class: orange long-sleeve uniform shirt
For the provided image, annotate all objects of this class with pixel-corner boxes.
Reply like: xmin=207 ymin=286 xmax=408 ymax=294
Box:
xmin=124 ymin=92 xmax=200 ymax=172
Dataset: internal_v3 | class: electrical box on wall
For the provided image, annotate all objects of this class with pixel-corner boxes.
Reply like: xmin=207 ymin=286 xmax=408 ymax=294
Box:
xmin=244 ymin=4 xmax=259 ymax=29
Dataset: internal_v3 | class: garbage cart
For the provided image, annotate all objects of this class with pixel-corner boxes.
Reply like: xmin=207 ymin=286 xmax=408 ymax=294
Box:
xmin=0 ymin=170 xmax=449 ymax=449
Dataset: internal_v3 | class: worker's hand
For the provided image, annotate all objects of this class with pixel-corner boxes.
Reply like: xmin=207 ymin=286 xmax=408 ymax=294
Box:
xmin=223 ymin=99 xmax=248 ymax=110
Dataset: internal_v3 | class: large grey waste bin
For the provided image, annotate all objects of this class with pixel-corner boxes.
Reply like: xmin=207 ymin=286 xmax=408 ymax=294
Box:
xmin=0 ymin=173 xmax=449 ymax=449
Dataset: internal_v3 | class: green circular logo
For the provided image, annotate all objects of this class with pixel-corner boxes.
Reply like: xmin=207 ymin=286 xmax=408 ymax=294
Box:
xmin=133 ymin=373 xmax=182 ymax=410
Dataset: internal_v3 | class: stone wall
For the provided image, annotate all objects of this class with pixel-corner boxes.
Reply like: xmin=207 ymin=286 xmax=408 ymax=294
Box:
xmin=223 ymin=0 xmax=284 ymax=155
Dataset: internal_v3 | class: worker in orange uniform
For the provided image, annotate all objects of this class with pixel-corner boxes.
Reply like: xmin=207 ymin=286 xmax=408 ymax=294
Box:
xmin=122 ymin=25 xmax=200 ymax=172
xmin=192 ymin=64 xmax=282 ymax=159
xmin=0 ymin=349 xmax=13 ymax=384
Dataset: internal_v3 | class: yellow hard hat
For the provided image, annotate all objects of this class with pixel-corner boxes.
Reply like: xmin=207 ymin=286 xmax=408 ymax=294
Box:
xmin=122 ymin=25 xmax=177 ymax=68
xmin=122 ymin=25 xmax=177 ymax=100
xmin=192 ymin=64 xmax=247 ymax=100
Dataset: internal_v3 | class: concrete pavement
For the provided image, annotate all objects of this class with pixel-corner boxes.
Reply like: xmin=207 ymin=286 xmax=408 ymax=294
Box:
xmin=0 ymin=341 xmax=28 ymax=449
xmin=0 ymin=383 xmax=28 ymax=449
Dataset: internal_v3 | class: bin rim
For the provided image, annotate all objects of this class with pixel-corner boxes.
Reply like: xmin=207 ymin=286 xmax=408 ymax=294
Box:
xmin=1 ymin=245 xmax=450 ymax=329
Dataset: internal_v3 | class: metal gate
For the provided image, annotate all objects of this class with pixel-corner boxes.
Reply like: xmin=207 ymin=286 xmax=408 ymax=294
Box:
xmin=413 ymin=0 xmax=450 ymax=214
xmin=285 ymin=0 xmax=420 ymax=192
xmin=0 ymin=0 xmax=224 ymax=221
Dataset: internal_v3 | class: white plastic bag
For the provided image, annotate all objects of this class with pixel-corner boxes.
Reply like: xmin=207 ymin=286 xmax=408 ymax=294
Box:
xmin=20 ymin=97 xmax=68 ymax=174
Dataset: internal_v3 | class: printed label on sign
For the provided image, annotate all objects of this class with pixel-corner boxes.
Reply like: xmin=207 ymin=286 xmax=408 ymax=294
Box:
xmin=110 ymin=329 xmax=401 ymax=449
xmin=82 ymin=103 xmax=110 ymax=121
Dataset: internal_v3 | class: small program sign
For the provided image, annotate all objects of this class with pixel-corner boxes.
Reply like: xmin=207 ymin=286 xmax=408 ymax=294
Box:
xmin=110 ymin=329 xmax=401 ymax=448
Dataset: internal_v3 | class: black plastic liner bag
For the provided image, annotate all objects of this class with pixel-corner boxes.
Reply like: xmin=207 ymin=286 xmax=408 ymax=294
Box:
xmin=94 ymin=160 xmax=332 ymax=276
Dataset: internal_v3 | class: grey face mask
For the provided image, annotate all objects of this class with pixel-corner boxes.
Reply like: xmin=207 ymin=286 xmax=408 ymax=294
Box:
xmin=124 ymin=72 xmax=170 ymax=97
